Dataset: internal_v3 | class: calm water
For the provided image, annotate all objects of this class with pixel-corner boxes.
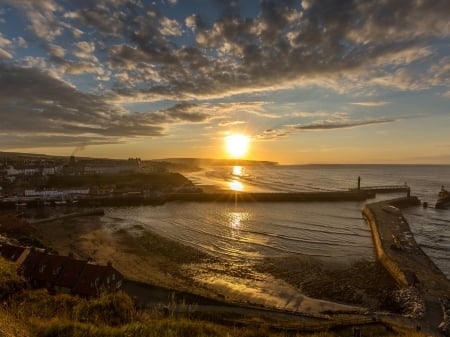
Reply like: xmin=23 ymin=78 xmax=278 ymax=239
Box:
xmin=108 ymin=165 xmax=450 ymax=278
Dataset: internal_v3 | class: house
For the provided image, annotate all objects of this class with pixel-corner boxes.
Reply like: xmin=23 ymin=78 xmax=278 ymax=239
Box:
xmin=0 ymin=243 xmax=27 ymax=262
xmin=24 ymin=188 xmax=90 ymax=198
xmin=4 ymin=164 xmax=58 ymax=177
xmin=71 ymin=262 xmax=123 ymax=296
xmin=20 ymin=250 xmax=68 ymax=290
xmin=0 ymin=244 xmax=123 ymax=296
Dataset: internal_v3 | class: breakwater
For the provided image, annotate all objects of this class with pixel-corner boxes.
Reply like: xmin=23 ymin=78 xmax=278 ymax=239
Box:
xmin=363 ymin=196 xmax=450 ymax=334
xmin=0 ymin=190 xmax=375 ymax=209
xmin=163 ymin=190 xmax=374 ymax=202
xmin=363 ymin=196 xmax=449 ymax=295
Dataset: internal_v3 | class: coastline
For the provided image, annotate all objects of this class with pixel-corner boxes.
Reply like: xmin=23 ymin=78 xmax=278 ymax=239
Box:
xmin=34 ymin=210 xmax=395 ymax=316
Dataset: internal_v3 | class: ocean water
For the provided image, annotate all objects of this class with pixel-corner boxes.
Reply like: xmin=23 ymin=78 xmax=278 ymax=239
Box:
xmin=108 ymin=165 xmax=450 ymax=278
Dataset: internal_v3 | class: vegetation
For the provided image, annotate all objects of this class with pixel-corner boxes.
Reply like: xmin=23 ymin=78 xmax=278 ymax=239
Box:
xmin=0 ymin=257 xmax=26 ymax=299
xmin=0 ymin=215 xmax=51 ymax=252
xmin=0 ymin=257 xmax=430 ymax=337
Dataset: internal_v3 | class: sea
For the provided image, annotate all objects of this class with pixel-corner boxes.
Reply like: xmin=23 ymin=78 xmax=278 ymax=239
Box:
xmin=107 ymin=165 xmax=450 ymax=279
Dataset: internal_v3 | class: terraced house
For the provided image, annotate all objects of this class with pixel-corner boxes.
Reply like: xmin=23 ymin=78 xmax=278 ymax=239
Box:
xmin=0 ymin=243 xmax=123 ymax=296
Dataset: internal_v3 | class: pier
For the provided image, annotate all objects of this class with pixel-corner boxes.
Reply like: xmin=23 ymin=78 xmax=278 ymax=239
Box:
xmin=350 ymin=185 xmax=410 ymax=193
xmin=163 ymin=190 xmax=375 ymax=203
xmin=0 ymin=190 xmax=377 ymax=209
xmin=363 ymin=197 xmax=449 ymax=334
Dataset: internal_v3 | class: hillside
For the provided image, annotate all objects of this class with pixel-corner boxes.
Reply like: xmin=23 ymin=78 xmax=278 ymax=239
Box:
xmin=0 ymin=257 xmax=429 ymax=337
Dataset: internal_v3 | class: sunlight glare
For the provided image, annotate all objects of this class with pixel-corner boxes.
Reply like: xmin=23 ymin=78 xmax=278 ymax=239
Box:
xmin=232 ymin=165 xmax=243 ymax=176
xmin=225 ymin=134 xmax=250 ymax=158
xmin=229 ymin=180 xmax=243 ymax=191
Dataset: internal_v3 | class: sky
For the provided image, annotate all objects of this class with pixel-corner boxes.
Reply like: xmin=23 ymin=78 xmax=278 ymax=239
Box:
xmin=0 ymin=0 xmax=449 ymax=164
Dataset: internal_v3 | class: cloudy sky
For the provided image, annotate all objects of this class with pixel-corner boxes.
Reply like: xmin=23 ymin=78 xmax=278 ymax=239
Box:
xmin=0 ymin=0 xmax=449 ymax=164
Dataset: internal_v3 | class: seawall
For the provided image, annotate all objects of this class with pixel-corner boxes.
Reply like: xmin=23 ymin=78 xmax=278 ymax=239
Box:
xmin=363 ymin=196 xmax=450 ymax=334
xmin=163 ymin=190 xmax=374 ymax=202
xmin=362 ymin=196 xmax=449 ymax=295
xmin=1 ymin=190 xmax=375 ymax=209
xmin=362 ymin=200 xmax=413 ymax=287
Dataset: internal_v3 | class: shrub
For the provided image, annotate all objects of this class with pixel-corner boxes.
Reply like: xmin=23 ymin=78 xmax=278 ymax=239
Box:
xmin=0 ymin=257 xmax=26 ymax=299
xmin=74 ymin=291 xmax=135 ymax=326
xmin=12 ymin=289 xmax=79 ymax=320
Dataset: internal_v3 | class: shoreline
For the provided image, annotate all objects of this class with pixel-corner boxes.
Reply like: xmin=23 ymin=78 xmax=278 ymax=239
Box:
xmin=32 ymin=208 xmax=395 ymax=317
xmin=11 ymin=187 xmax=447 ymax=332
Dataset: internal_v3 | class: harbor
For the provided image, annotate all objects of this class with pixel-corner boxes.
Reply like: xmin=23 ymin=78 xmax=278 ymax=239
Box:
xmin=0 ymin=184 xmax=413 ymax=209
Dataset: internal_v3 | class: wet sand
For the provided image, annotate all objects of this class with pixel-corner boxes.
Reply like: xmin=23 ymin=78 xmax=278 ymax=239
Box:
xmin=35 ymin=211 xmax=396 ymax=315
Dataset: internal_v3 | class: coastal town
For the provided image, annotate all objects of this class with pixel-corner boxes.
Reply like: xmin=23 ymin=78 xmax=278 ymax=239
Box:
xmin=0 ymin=153 xmax=202 ymax=209
xmin=0 ymin=152 xmax=449 ymax=337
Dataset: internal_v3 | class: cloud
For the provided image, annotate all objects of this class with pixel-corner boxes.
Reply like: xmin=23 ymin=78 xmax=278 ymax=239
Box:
xmin=114 ymin=0 xmax=448 ymax=99
xmin=351 ymin=101 xmax=390 ymax=107
xmin=0 ymin=62 xmax=225 ymax=149
xmin=160 ymin=102 xmax=212 ymax=123
xmin=0 ymin=62 xmax=166 ymax=148
xmin=256 ymin=118 xmax=396 ymax=140
xmin=257 ymin=128 xmax=293 ymax=140
xmin=15 ymin=37 xmax=28 ymax=48
xmin=0 ymin=33 xmax=13 ymax=59
xmin=47 ymin=43 xmax=66 ymax=60
xmin=218 ymin=120 xmax=246 ymax=127
xmin=159 ymin=17 xmax=182 ymax=36
xmin=7 ymin=0 xmax=63 ymax=42
xmin=0 ymin=48 xmax=13 ymax=59
xmin=5 ymin=0 xmax=448 ymax=102
xmin=73 ymin=41 xmax=97 ymax=61
xmin=0 ymin=33 xmax=12 ymax=49
xmin=0 ymin=0 xmax=449 ymax=150
xmin=293 ymin=119 xmax=396 ymax=130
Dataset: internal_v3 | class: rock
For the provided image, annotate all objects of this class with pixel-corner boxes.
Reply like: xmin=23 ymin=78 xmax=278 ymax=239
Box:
xmin=393 ymin=287 xmax=425 ymax=319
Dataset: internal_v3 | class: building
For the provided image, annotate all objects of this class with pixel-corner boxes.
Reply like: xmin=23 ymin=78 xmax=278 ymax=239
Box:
xmin=24 ymin=188 xmax=90 ymax=198
xmin=0 ymin=243 xmax=27 ymax=262
xmin=0 ymin=244 xmax=123 ymax=296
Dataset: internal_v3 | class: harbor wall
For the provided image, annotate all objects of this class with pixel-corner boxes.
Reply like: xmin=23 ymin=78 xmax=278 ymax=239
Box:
xmin=362 ymin=205 xmax=410 ymax=287
xmin=1 ymin=190 xmax=375 ymax=209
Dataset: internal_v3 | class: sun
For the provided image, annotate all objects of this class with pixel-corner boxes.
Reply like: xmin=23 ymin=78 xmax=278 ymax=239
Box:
xmin=225 ymin=134 xmax=250 ymax=158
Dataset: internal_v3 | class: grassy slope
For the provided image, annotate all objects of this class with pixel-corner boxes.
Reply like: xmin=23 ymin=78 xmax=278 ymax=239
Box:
xmin=0 ymin=257 xmax=429 ymax=337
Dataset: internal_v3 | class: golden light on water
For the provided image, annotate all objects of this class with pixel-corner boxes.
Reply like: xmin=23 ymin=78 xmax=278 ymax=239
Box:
xmin=228 ymin=211 xmax=248 ymax=239
xmin=232 ymin=165 xmax=243 ymax=176
xmin=229 ymin=180 xmax=243 ymax=191
xmin=229 ymin=212 xmax=244 ymax=230
xmin=225 ymin=134 xmax=250 ymax=158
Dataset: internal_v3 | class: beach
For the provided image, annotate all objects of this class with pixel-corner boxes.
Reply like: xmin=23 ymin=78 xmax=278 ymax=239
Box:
xmin=35 ymin=210 xmax=397 ymax=315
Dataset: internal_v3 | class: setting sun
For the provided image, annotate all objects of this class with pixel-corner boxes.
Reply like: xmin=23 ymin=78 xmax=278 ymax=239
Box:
xmin=225 ymin=134 xmax=250 ymax=158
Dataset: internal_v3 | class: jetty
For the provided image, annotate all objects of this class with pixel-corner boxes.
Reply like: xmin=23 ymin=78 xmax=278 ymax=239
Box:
xmin=363 ymin=196 xmax=450 ymax=334
xmin=350 ymin=185 xmax=410 ymax=194
xmin=163 ymin=190 xmax=375 ymax=203
xmin=0 ymin=190 xmax=378 ymax=209
xmin=350 ymin=176 xmax=410 ymax=194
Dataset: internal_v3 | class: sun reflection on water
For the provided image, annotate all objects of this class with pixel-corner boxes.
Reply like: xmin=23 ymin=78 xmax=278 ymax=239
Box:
xmin=228 ymin=211 xmax=248 ymax=238
xmin=229 ymin=180 xmax=243 ymax=191
xmin=232 ymin=165 xmax=243 ymax=176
